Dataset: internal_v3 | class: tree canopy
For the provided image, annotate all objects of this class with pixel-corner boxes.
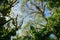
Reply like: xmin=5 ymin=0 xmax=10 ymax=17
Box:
xmin=19 ymin=0 xmax=60 ymax=40
xmin=0 ymin=0 xmax=60 ymax=40
xmin=0 ymin=0 xmax=18 ymax=40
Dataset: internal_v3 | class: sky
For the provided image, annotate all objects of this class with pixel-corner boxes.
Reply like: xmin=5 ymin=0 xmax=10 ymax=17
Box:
xmin=11 ymin=0 xmax=51 ymax=37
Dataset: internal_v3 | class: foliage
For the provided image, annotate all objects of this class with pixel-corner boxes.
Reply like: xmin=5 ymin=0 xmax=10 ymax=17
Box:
xmin=18 ymin=0 xmax=60 ymax=40
xmin=0 ymin=0 xmax=18 ymax=40
xmin=0 ymin=0 xmax=60 ymax=40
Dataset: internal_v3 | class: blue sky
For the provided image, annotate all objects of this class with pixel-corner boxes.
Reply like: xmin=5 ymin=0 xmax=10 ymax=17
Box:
xmin=12 ymin=0 xmax=52 ymax=27
xmin=12 ymin=0 xmax=52 ymax=36
xmin=14 ymin=0 xmax=51 ymax=18
xmin=45 ymin=7 xmax=51 ymax=18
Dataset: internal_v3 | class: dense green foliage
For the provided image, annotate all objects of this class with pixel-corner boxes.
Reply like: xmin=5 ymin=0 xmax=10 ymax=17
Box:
xmin=0 ymin=0 xmax=18 ymax=40
xmin=0 ymin=0 xmax=60 ymax=40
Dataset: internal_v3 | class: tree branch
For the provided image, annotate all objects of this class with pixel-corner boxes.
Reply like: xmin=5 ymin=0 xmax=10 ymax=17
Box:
xmin=30 ymin=1 xmax=48 ymax=21
xmin=0 ymin=18 xmax=13 ymax=27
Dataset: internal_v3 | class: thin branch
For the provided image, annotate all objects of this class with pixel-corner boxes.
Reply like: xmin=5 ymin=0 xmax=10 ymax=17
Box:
xmin=15 ymin=15 xmax=18 ymax=30
xmin=30 ymin=1 xmax=48 ymax=21
xmin=42 ymin=2 xmax=48 ymax=21
xmin=31 ymin=2 xmax=43 ymax=13
xmin=0 ymin=18 xmax=13 ymax=27
xmin=26 ymin=3 xmax=35 ymax=12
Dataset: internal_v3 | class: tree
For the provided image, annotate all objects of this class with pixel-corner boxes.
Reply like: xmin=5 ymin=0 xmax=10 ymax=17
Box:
xmin=0 ymin=0 xmax=18 ymax=26
xmin=17 ymin=0 xmax=60 ymax=40
xmin=0 ymin=0 xmax=60 ymax=40
xmin=0 ymin=0 xmax=19 ymax=40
